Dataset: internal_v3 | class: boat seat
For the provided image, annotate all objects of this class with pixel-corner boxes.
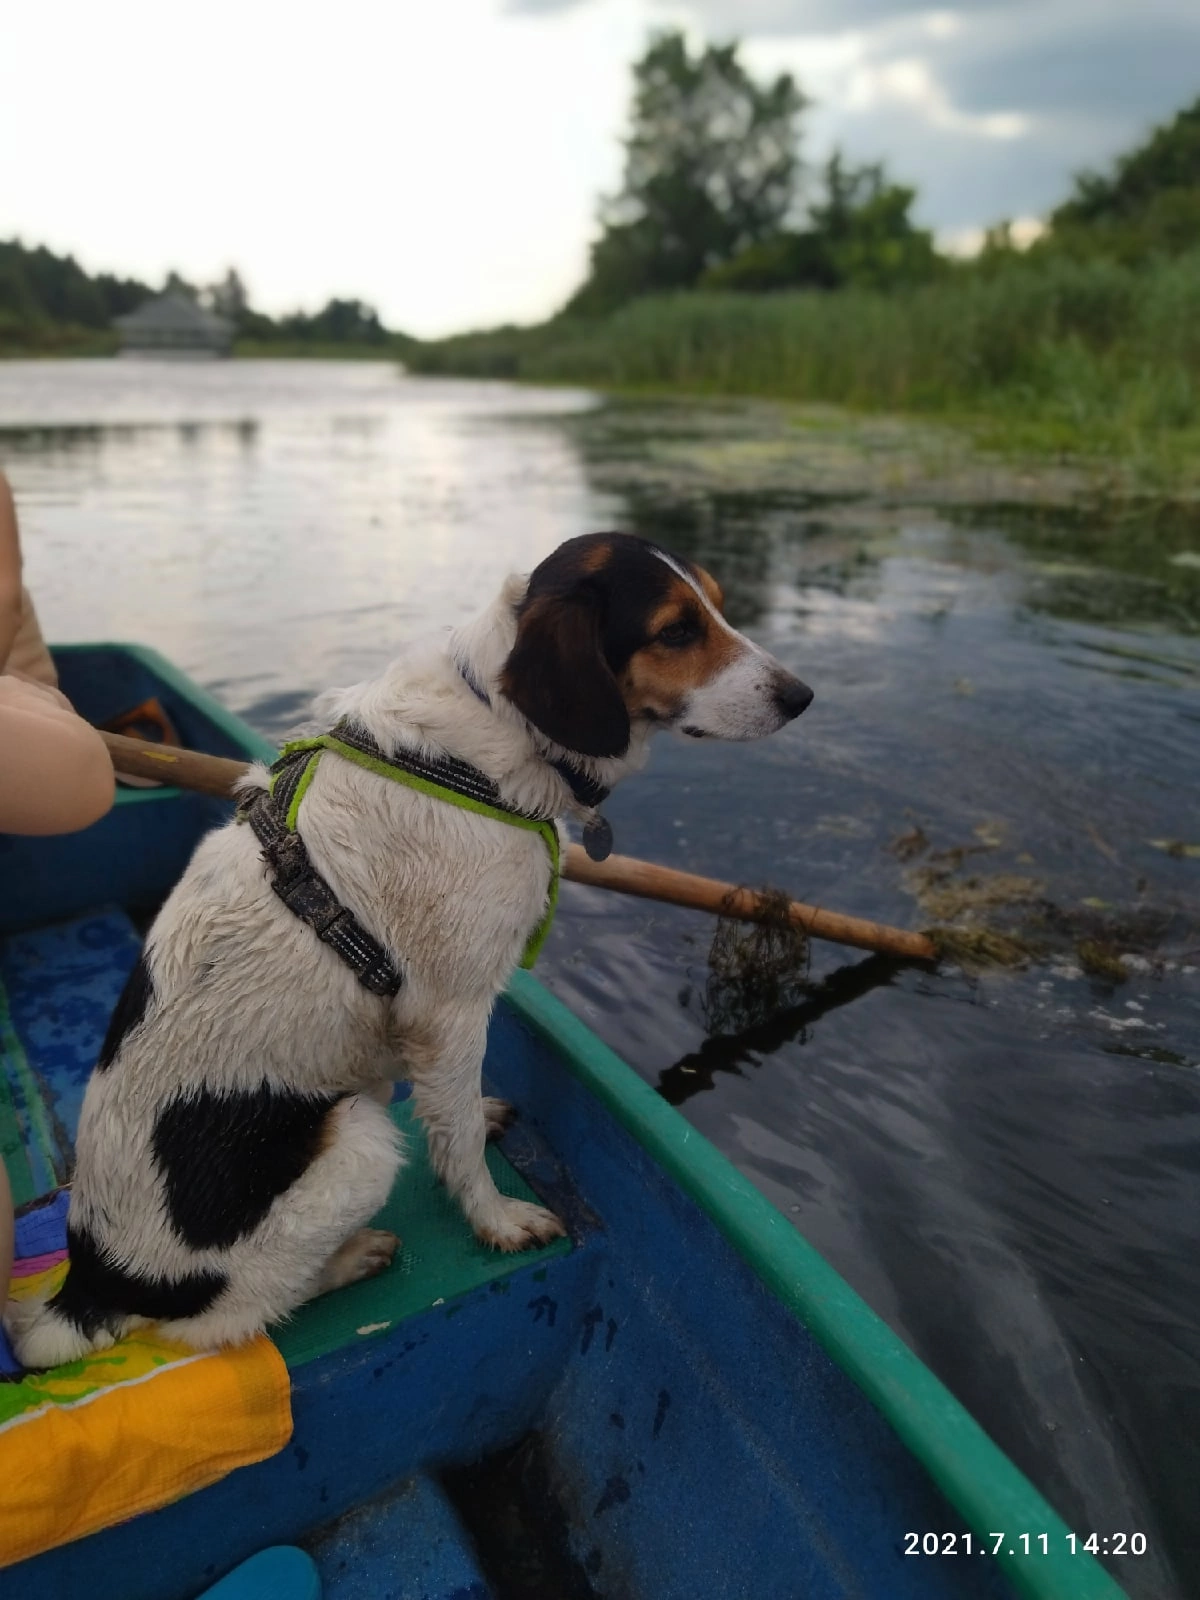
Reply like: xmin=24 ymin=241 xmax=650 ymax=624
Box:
xmin=0 ymin=906 xmax=571 ymax=1371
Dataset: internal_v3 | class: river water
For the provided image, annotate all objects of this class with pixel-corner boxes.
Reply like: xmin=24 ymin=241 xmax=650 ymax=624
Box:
xmin=2 ymin=360 xmax=1197 ymax=1598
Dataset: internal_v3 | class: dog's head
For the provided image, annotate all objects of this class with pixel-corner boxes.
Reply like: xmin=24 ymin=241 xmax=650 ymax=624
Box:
xmin=501 ymin=533 xmax=812 ymax=759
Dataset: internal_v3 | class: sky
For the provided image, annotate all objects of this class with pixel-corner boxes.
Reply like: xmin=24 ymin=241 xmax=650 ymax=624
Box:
xmin=1 ymin=0 xmax=1195 ymax=338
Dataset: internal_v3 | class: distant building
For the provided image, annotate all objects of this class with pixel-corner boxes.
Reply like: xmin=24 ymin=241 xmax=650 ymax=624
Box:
xmin=115 ymin=291 xmax=233 ymax=357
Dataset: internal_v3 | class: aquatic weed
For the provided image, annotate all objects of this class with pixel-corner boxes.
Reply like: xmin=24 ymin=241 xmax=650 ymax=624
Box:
xmin=703 ymin=886 xmax=812 ymax=1035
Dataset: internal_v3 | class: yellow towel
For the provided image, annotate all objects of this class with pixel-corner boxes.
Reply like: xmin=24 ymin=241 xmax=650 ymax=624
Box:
xmin=0 ymin=1261 xmax=292 ymax=1568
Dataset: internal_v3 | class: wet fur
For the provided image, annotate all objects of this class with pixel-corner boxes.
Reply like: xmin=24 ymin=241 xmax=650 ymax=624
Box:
xmin=4 ymin=534 xmax=810 ymax=1364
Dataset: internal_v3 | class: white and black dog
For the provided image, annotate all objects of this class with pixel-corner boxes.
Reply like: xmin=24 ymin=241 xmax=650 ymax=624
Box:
xmin=5 ymin=533 xmax=811 ymax=1365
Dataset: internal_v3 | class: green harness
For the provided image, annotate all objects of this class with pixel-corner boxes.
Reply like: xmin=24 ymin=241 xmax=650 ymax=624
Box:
xmin=265 ymin=729 xmax=561 ymax=973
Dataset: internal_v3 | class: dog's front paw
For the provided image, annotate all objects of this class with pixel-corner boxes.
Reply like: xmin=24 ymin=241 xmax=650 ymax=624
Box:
xmin=474 ymin=1196 xmax=566 ymax=1253
xmin=482 ymin=1096 xmax=516 ymax=1140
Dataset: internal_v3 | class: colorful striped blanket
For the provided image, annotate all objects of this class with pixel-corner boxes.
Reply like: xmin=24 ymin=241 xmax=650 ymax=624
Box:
xmin=0 ymin=1189 xmax=292 ymax=1569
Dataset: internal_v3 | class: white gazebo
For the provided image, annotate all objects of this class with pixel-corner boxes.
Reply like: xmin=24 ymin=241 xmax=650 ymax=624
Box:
xmin=115 ymin=292 xmax=233 ymax=357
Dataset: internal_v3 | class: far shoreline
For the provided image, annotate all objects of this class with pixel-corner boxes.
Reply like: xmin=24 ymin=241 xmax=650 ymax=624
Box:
xmin=2 ymin=347 xmax=1198 ymax=505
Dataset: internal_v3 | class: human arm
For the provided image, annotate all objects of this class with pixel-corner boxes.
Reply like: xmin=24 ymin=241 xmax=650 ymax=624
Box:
xmin=0 ymin=674 xmax=115 ymax=835
xmin=0 ymin=475 xmax=22 ymax=670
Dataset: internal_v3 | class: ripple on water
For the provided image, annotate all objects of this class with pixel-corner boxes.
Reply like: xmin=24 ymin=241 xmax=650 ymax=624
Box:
xmin=1 ymin=363 xmax=1197 ymax=1600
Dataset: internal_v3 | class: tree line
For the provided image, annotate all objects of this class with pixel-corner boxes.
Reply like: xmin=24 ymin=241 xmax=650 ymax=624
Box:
xmin=0 ymin=250 xmax=405 ymax=355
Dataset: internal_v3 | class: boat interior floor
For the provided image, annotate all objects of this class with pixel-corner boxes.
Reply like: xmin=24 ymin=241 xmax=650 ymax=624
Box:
xmin=0 ymin=907 xmax=581 ymax=1600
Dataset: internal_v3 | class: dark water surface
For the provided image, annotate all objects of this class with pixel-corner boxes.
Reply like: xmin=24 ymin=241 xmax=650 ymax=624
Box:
xmin=3 ymin=362 xmax=1198 ymax=1598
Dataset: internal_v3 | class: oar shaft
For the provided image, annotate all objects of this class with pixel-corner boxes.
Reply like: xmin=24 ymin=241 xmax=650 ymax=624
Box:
xmin=98 ymin=730 xmax=935 ymax=962
xmin=562 ymin=847 xmax=936 ymax=961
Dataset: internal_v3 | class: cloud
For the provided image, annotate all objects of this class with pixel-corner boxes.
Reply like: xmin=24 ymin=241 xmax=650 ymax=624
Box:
xmin=511 ymin=0 xmax=1022 ymax=27
xmin=843 ymin=55 xmax=1029 ymax=140
xmin=2 ymin=0 xmax=1195 ymax=331
xmin=510 ymin=0 xmax=1199 ymax=239
xmin=741 ymin=0 xmax=1199 ymax=243
xmin=939 ymin=10 xmax=1200 ymax=121
xmin=504 ymin=0 xmax=594 ymax=10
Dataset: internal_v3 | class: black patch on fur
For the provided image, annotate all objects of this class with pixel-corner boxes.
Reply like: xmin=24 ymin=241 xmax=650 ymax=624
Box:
xmin=502 ymin=532 xmax=696 ymax=759
xmin=152 ymin=1082 xmax=345 ymax=1250
xmin=50 ymin=1221 xmax=228 ymax=1339
xmin=96 ymin=951 xmax=154 ymax=1071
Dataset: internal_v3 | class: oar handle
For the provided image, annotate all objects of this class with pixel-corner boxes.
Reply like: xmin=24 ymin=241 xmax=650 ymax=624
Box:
xmin=101 ymin=730 xmax=252 ymax=797
xmin=99 ymin=730 xmax=936 ymax=962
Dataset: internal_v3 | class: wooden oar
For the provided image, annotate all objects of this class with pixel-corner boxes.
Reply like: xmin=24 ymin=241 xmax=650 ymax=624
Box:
xmin=99 ymin=730 xmax=937 ymax=963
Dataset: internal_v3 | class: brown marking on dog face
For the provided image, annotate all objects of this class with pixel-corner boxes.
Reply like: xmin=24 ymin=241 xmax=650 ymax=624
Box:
xmin=500 ymin=533 xmax=746 ymax=753
xmin=697 ymin=567 xmax=725 ymax=613
xmin=617 ymin=571 xmax=744 ymax=722
xmin=579 ymin=538 xmax=614 ymax=575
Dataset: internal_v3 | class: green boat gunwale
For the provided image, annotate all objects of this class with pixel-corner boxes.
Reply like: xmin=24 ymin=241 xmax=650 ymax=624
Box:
xmin=40 ymin=640 xmax=1127 ymax=1600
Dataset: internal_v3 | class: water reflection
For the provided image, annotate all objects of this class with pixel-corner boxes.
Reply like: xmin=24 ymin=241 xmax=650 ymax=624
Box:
xmin=660 ymin=952 xmax=899 ymax=1106
xmin=0 ymin=417 xmax=263 ymax=457
xmin=1 ymin=363 xmax=1197 ymax=1600
xmin=950 ymin=500 xmax=1200 ymax=634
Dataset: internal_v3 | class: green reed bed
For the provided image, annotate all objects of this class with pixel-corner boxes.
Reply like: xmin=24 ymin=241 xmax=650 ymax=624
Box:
xmin=409 ymin=252 xmax=1200 ymax=485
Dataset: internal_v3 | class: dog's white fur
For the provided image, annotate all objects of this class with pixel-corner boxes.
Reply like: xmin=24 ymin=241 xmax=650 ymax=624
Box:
xmin=6 ymin=553 xmax=806 ymax=1364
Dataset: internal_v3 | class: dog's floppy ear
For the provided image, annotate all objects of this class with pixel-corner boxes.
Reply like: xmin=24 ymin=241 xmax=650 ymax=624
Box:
xmin=502 ymin=592 xmax=631 ymax=758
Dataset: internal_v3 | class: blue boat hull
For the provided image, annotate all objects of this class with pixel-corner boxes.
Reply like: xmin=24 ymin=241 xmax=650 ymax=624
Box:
xmin=0 ymin=646 xmax=1125 ymax=1600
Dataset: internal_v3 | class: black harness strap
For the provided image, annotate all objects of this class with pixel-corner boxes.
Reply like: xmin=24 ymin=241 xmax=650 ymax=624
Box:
xmin=240 ymin=759 xmax=403 ymax=998
xmin=240 ymin=720 xmax=567 ymax=999
xmin=330 ymin=719 xmax=540 ymax=817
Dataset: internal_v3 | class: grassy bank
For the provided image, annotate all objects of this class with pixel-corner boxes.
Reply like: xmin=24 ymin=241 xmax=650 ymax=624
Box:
xmin=233 ymin=337 xmax=416 ymax=360
xmin=408 ymin=252 xmax=1200 ymax=489
xmin=0 ymin=336 xmax=414 ymax=361
xmin=0 ymin=323 xmax=119 ymax=357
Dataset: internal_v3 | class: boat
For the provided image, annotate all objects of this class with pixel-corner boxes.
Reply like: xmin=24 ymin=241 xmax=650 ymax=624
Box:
xmin=0 ymin=644 xmax=1128 ymax=1600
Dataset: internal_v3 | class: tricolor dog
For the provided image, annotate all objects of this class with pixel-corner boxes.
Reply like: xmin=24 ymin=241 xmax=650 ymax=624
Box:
xmin=5 ymin=533 xmax=812 ymax=1364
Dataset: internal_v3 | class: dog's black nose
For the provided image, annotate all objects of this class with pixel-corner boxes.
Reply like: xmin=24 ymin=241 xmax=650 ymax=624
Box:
xmin=773 ymin=675 xmax=814 ymax=721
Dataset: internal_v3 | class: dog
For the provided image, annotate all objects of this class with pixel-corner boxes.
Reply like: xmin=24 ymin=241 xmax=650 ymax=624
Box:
xmin=5 ymin=532 xmax=812 ymax=1365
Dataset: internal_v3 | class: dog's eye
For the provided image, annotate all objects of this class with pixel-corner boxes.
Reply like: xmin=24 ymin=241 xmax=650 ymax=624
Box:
xmin=657 ymin=620 xmax=693 ymax=647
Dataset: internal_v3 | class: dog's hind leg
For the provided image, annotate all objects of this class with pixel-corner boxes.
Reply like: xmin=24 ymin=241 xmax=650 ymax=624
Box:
xmin=482 ymin=1097 xmax=515 ymax=1140
xmin=155 ymin=1093 xmax=404 ymax=1351
xmin=316 ymin=1228 xmax=400 ymax=1292
xmin=408 ymin=1008 xmax=565 ymax=1253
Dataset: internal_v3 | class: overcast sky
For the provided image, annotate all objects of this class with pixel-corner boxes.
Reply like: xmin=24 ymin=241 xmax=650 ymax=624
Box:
xmin=1 ymin=0 xmax=1194 ymax=337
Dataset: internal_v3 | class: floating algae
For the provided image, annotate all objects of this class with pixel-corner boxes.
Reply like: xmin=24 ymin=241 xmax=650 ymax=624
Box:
xmin=893 ymin=822 xmax=1197 ymax=977
xmin=928 ymin=925 xmax=1038 ymax=970
xmin=703 ymin=886 xmax=811 ymax=1036
xmin=890 ymin=825 xmax=930 ymax=861
xmin=1075 ymin=940 xmax=1130 ymax=984
xmin=909 ymin=868 xmax=1044 ymax=926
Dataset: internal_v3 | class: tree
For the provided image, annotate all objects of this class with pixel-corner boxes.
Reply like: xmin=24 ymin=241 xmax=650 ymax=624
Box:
xmin=206 ymin=268 xmax=249 ymax=324
xmin=568 ymin=31 xmax=807 ymax=314
xmin=1043 ymin=92 xmax=1200 ymax=264
xmin=0 ymin=239 xmax=125 ymax=329
xmin=1054 ymin=96 xmax=1200 ymax=228
xmin=163 ymin=270 xmax=199 ymax=303
xmin=701 ymin=151 xmax=941 ymax=294
xmin=277 ymin=298 xmax=386 ymax=345
xmin=700 ymin=230 xmax=838 ymax=293
xmin=1046 ymin=96 xmax=1200 ymax=264
xmin=810 ymin=153 xmax=940 ymax=289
